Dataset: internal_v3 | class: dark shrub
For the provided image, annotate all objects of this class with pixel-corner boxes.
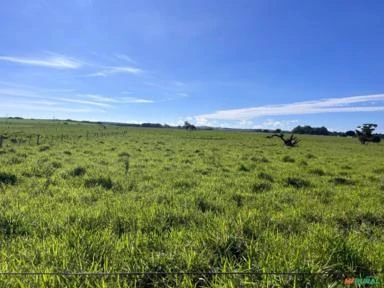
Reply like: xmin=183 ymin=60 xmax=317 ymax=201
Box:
xmin=85 ymin=177 xmax=113 ymax=190
xmin=70 ymin=167 xmax=86 ymax=177
xmin=282 ymin=155 xmax=295 ymax=163
xmin=258 ymin=172 xmax=274 ymax=182
xmin=309 ymin=168 xmax=326 ymax=176
xmin=51 ymin=161 xmax=62 ymax=169
xmin=0 ymin=214 xmax=29 ymax=237
xmin=215 ymin=236 xmax=247 ymax=262
xmin=118 ymin=152 xmax=130 ymax=157
xmin=251 ymin=182 xmax=272 ymax=193
xmin=260 ymin=157 xmax=270 ymax=163
xmin=341 ymin=165 xmax=352 ymax=170
xmin=196 ymin=197 xmax=220 ymax=213
xmin=39 ymin=145 xmax=50 ymax=152
xmin=238 ymin=164 xmax=250 ymax=172
xmin=306 ymin=153 xmax=316 ymax=159
xmin=331 ymin=177 xmax=355 ymax=185
xmin=0 ymin=172 xmax=17 ymax=185
xmin=285 ymin=177 xmax=311 ymax=188
xmin=232 ymin=194 xmax=243 ymax=207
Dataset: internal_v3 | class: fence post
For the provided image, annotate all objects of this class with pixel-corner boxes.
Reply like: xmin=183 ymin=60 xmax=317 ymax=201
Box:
xmin=0 ymin=135 xmax=3 ymax=148
xmin=36 ymin=135 xmax=41 ymax=145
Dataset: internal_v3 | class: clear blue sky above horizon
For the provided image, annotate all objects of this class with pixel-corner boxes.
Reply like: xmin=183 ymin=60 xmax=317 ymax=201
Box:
xmin=0 ymin=0 xmax=383 ymax=132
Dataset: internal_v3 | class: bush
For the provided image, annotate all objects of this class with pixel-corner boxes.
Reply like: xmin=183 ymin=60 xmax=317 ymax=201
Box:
xmin=258 ymin=172 xmax=274 ymax=182
xmin=70 ymin=167 xmax=86 ymax=177
xmin=285 ymin=177 xmax=311 ymax=188
xmin=282 ymin=155 xmax=295 ymax=163
xmin=331 ymin=177 xmax=355 ymax=185
xmin=39 ymin=145 xmax=50 ymax=152
xmin=0 ymin=172 xmax=17 ymax=185
xmin=238 ymin=164 xmax=250 ymax=172
xmin=85 ymin=177 xmax=113 ymax=190
xmin=251 ymin=182 xmax=272 ymax=193
xmin=309 ymin=168 xmax=326 ymax=176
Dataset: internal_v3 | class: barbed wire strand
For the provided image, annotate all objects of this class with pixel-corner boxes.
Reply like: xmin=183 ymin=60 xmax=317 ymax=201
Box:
xmin=0 ymin=271 xmax=380 ymax=277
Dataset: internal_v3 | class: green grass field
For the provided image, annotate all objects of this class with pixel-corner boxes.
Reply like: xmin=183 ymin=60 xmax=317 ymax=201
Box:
xmin=0 ymin=119 xmax=383 ymax=287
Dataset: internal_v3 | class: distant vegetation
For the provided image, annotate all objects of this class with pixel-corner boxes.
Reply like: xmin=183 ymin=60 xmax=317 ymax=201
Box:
xmin=355 ymin=123 xmax=382 ymax=144
xmin=292 ymin=125 xmax=330 ymax=135
xmin=2 ymin=117 xmax=383 ymax=138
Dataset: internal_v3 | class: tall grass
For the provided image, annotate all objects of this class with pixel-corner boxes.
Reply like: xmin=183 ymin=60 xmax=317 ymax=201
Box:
xmin=0 ymin=119 xmax=383 ymax=287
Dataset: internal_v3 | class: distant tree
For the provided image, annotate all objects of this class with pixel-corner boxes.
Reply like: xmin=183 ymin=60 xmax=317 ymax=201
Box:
xmin=355 ymin=123 xmax=381 ymax=144
xmin=184 ymin=121 xmax=196 ymax=130
xmin=266 ymin=133 xmax=300 ymax=147
xmin=345 ymin=130 xmax=356 ymax=137
xmin=141 ymin=123 xmax=163 ymax=128
xmin=292 ymin=125 xmax=330 ymax=135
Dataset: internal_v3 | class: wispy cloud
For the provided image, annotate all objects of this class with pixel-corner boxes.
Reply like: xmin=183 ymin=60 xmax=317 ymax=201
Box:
xmin=0 ymin=101 xmax=104 ymax=113
xmin=80 ymin=93 xmax=153 ymax=104
xmin=58 ymin=97 xmax=113 ymax=107
xmin=195 ymin=94 xmax=384 ymax=122
xmin=0 ymin=83 xmax=111 ymax=112
xmin=80 ymin=94 xmax=119 ymax=103
xmin=0 ymin=55 xmax=83 ymax=69
xmin=114 ymin=53 xmax=137 ymax=64
xmin=193 ymin=118 xmax=299 ymax=130
xmin=121 ymin=97 xmax=154 ymax=103
xmin=252 ymin=119 xmax=299 ymax=130
xmin=88 ymin=66 xmax=143 ymax=77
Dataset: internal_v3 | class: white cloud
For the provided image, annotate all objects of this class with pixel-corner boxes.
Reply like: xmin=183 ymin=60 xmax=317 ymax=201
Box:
xmin=0 ymin=101 xmax=104 ymax=113
xmin=192 ymin=117 xmax=300 ymax=130
xmin=0 ymin=55 xmax=83 ymax=69
xmin=114 ymin=54 xmax=137 ymax=64
xmin=195 ymin=94 xmax=384 ymax=122
xmin=253 ymin=119 xmax=299 ymax=130
xmin=58 ymin=97 xmax=113 ymax=108
xmin=80 ymin=94 xmax=119 ymax=103
xmin=80 ymin=94 xmax=153 ymax=104
xmin=121 ymin=97 xmax=154 ymax=103
xmin=88 ymin=66 xmax=143 ymax=77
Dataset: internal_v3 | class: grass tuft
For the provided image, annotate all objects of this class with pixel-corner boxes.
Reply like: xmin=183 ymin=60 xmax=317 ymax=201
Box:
xmin=251 ymin=182 xmax=272 ymax=193
xmin=85 ymin=176 xmax=113 ymax=190
xmin=282 ymin=155 xmax=295 ymax=163
xmin=284 ymin=177 xmax=311 ymax=188
xmin=0 ymin=172 xmax=17 ymax=185
xmin=70 ymin=167 xmax=86 ymax=177
xmin=331 ymin=177 xmax=355 ymax=185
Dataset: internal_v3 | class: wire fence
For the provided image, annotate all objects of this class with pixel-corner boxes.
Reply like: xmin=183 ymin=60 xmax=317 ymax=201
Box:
xmin=0 ymin=270 xmax=380 ymax=276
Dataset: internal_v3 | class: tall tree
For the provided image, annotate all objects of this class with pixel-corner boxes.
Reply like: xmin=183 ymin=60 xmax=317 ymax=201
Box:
xmin=355 ymin=124 xmax=381 ymax=144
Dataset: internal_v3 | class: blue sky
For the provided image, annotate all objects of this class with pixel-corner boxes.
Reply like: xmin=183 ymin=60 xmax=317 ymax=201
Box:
xmin=0 ymin=0 xmax=384 ymax=132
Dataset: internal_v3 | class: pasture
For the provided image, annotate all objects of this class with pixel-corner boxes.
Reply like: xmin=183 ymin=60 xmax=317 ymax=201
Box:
xmin=0 ymin=119 xmax=383 ymax=287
